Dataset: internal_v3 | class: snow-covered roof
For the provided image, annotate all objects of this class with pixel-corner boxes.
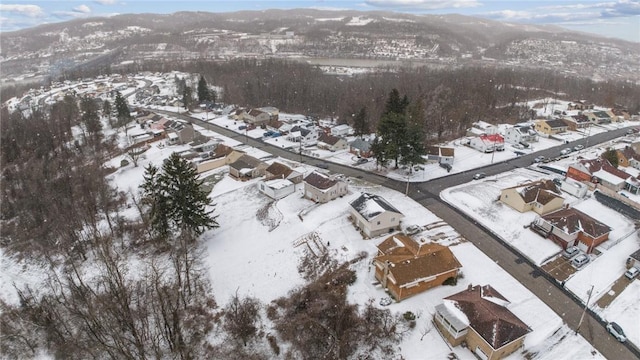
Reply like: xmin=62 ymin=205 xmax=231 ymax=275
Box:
xmin=350 ymin=192 xmax=403 ymax=220
xmin=264 ymin=179 xmax=294 ymax=190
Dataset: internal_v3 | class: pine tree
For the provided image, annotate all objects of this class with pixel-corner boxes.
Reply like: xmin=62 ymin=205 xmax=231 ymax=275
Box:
xmin=114 ymin=91 xmax=131 ymax=135
xmin=102 ymin=99 xmax=113 ymax=127
xmin=197 ymin=75 xmax=210 ymax=103
xmin=383 ymin=88 xmax=409 ymax=116
xmin=141 ymin=153 xmax=218 ymax=240
xmin=80 ymin=97 xmax=102 ymax=146
xmin=352 ymin=106 xmax=369 ymax=138
xmin=182 ymin=86 xmax=193 ymax=110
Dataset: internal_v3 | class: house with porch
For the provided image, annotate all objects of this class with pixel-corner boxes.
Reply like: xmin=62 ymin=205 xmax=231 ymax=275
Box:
xmin=534 ymin=119 xmax=569 ymax=136
xmin=434 ymin=285 xmax=531 ymax=360
xmin=318 ymin=133 xmax=348 ymax=152
xmin=567 ymin=158 xmax=631 ymax=191
xmin=532 ymin=207 xmax=611 ymax=253
xmin=303 ymin=171 xmax=348 ymax=203
xmin=499 ymin=180 xmax=564 ymax=215
xmin=373 ymin=234 xmax=461 ymax=301
xmin=349 ymin=193 xmax=404 ymax=238
xmin=503 ymin=124 xmax=538 ymax=145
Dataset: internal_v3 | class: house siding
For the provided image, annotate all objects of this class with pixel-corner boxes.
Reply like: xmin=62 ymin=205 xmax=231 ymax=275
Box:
xmin=304 ymin=181 xmax=347 ymax=203
xmin=465 ymin=328 xmax=525 ymax=360
xmin=376 ymin=267 xmax=458 ymax=301
xmin=350 ymin=208 xmax=401 ymax=238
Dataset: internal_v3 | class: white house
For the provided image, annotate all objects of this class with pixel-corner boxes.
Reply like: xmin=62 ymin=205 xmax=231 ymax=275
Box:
xmin=504 ymin=124 xmax=538 ymax=145
xmin=331 ymin=124 xmax=353 ymax=137
xmin=349 ymin=193 xmax=404 ymax=238
xmin=303 ymin=171 xmax=348 ymax=203
xmin=559 ymin=178 xmax=588 ymax=198
xmin=287 ymin=126 xmax=319 ymax=147
xmin=257 ymin=179 xmax=295 ymax=200
xmin=469 ymin=134 xmax=504 ymax=153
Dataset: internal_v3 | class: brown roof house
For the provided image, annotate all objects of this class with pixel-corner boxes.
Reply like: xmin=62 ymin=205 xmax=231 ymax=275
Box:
xmin=317 ymin=133 xmax=348 ymax=152
xmin=499 ymin=180 xmax=564 ymax=215
xmin=616 ymin=146 xmax=640 ymax=170
xmin=228 ymin=154 xmax=268 ymax=180
xmin=264 ymin=162 xmax=303 ymax=184
xmin=303 ymin=171 xmax=348 ymax=203
xmin=195 ymin=144 xmax=245 ymax=174
xmin=349 ymin=193 xmax=404 ymax=238
xmin=532 ymin=207 xmax=611 ymax=253
xmin=373 ymin=234 xmax=462 ymax=301
xmin=426 ymin=146 xmax=455 ymax=165
xmin=434 ymin=285 xmax=531 ymax=360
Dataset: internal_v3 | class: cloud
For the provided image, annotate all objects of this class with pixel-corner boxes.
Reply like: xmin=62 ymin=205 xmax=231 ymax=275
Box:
xmin=73 ymin=5 xmax=92 ymax=14
xmin=364 ymin=0 xmax=481 ymax=10
xmin=484 ymin=0 xmax=640 ymax=24
xmin=94 ymin=0 xmax=117 ymax=4
xmin=0 ymin=4 xmax=45 ymax=17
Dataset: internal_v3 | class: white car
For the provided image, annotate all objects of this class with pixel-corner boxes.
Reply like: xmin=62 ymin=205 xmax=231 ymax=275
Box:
xmin=625 ymin=267 xmax=639 ymax=280
xmin=606 ymin=322 xmax=627 ymax=342
xmin=560 ymin=148 xmax=572 ymax=155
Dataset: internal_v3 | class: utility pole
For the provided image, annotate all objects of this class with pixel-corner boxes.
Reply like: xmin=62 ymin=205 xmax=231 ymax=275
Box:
xmin=576 ymin=284 xmax=594 ymax=335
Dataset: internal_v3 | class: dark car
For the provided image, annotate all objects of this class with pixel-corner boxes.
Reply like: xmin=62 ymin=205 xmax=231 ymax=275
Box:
xmin=315 ymin=163 xmax=329 ymax=169
xmin=473 ymin=172 xmax=486 ymax=180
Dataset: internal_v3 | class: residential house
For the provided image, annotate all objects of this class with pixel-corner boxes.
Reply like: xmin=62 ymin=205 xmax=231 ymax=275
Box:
xmin=503 ymin=125 xmax=538 ymax=145
xmin=243 ymin=108 xmax=272 ymax=126
xmin=287 ymin=126 xmax=319 ymax=147
xmin=349 ymin=138 xmax=373 ymax=158
xmin=228 ymin=154 xmax=267 ymax=180
xmin=500 ymin=180 xmax=564 ymax=215
xmin=561 ymin=114 xmax=591 ymax=131
xmin=470 ymin=134 xmax=504 ymax=153
xmin=434 ymin=285 xmax=531 ymax=360
xmin=349 ymin=193 xmax=404 ymax=238
xmin=568 ymin=100 xmax=594 ymax=111
xmin=373 ymin=234 xmax=462 ymax=301
xmin=534 ymin=119 xmax=569 ymax=135
xmin=532 ymin=207 xmax=612 ymax=253
xmin=303 ymin=171 xmax=348 ymax=203
xmin=627 ymin=249 xmax=640 ymax=270
xmin=264 ymin=161 xmax=303 ymax=184
xmin=195 ymin=144 xmax=245 ymax=173
xmin=318 ymin=133 xmax=348 ymax=152
xmin=567 ymin=158 xmax=630 ymax=191
xmin=616 ymin=147 xmax=640 ymax=170
xmin=584 ymin=111 xmax=612 ymax=125
xmin=466 ymin=121 xmax=499 ymax=137
xmin=425 ymin=146 xmax=455 ymax=165
xmin=257 ymin=179 xmax=295 ymax=200
xmin=559 ymin=178 xmax=589 ymax=198
xmin=330 ymin=124 xmax=353 ymax=137
xmin=612 ymin=108 xmax=631 ymax=121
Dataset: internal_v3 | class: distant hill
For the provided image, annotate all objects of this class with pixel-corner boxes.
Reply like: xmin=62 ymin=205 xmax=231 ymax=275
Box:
xmin=1 ymin=9 xmax=638 ymax=82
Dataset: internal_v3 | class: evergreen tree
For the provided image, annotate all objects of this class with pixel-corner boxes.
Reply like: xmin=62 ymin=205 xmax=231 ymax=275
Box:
xmin=384 ymin=88 xmax=409 ymax=116
xmin=102 ymin=99 xmax=113 ymax=126
xmin=602 ymin=148 xmax=619 ymax=168
xmin=114 ymin=91 xmax=131 ymax=134
xmin=352 ymin=106 xmax=369 ymax=138
xmin=141 ymin=153 xmax=218 ymax=240
xmin=80 ymin=97 xmax=102 ymax=146
xmin=370 ymin=136 xmax=388 ymax=169
xmin=399 ymin=122 xmax=426 ymax=170
xmin=197 ymin=75 xmax=210 ymax=103
xmin=183 ymin=86 xmax=193 ymax=110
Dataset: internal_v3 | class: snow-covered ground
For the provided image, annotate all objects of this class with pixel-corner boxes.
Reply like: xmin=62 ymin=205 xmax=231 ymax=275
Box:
xmin=597 ymin=279 xmax=640 ymax=346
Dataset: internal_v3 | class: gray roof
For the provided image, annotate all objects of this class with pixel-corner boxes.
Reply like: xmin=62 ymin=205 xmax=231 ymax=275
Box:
xmin=349 ymin=192 xmax=402 ymax=220
xmin=630 ymin=249 xmax=640 ymax=262
xmin=349 ymin=138 xmax=371 ymax=151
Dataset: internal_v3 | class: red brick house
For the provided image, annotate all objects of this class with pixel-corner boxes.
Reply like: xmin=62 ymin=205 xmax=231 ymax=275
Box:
xmin=434 ymin=285 xmax=531 ymax=360
xmin=532 ymin=207 xmax=611 ymax=253
xmin=373 ymin=234 xmax=461 ymax=301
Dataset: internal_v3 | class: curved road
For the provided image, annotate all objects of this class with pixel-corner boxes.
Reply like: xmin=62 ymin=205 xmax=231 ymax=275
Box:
xmin=152 ymin=108 xmax=638 ymax=360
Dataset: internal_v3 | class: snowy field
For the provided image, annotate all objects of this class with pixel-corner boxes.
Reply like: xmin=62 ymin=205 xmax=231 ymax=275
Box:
xmin=597 ymin=279 xmax=640 ymax=347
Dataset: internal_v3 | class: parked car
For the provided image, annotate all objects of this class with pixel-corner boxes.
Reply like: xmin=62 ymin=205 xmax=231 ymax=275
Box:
xmin=512 ymin=143 xmax=524 ymax=150
xmin=315 ymin=163 xmax=329 ymax=169
xmin=606 ymin=322 xmax=627 ymax=342
xmin=571 ymin=254 xmax=590 ymax=269
xmin=473 ymin=172 xmax=486 ymax=180
xmin=624 ymin=267 xmax=639 ymax=280
xmin=560 ymin=148 xmax=572 ymax=155
xmin=439 ymin=162 xmax=452 ymax=172
xmin=574 ymin=144 xmax=584 ymax=151
xmin=627 ymin=129 xmax=635 ymax=135
xmin=355 ymin=158 xmax=368 ymax=164
xmin=403 ymin=224 xmax=422 ymax=235
xmin=533 ymin=155 xmax=546 ymax=163
xmin=562 ymin=246 xmax=580 ymax=259
xmin=238 ymin=125 xmax=246 ymax=130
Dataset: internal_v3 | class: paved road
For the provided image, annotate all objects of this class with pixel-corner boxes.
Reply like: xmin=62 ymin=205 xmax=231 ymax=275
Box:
xmin=154 ymin=108 xmax=638 ymax=359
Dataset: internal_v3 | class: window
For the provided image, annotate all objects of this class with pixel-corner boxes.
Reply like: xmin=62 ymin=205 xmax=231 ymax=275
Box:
xmin=377 ymin=221 xmax=381 ymax=225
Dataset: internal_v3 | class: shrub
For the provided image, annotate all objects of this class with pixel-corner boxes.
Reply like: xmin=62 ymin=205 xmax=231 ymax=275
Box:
xmin=403 ymin=311 xmax=416 ymax=321
xmin=443 ymin=276 xmax=457 ymax=286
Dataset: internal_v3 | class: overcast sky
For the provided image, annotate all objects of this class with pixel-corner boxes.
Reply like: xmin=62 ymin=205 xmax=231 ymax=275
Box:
xmin=1 ymin=0 xmax=638 ymax=42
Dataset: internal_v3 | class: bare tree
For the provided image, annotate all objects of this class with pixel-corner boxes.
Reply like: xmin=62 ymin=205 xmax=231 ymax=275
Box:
xmin=224 ymin=291 xmax=262 ymax=346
